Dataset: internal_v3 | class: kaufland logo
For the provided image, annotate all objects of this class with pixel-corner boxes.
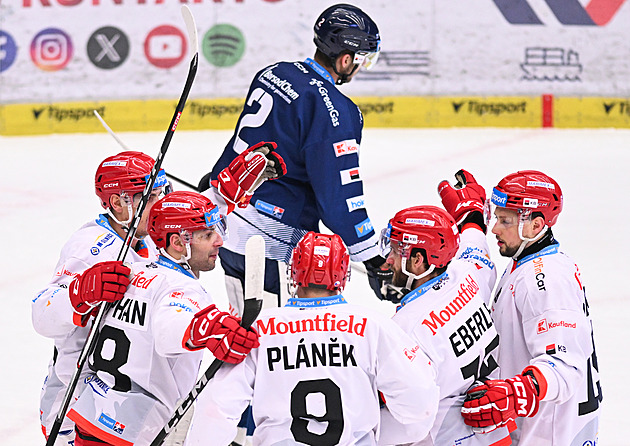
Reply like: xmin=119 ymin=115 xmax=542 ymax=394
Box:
xmin=493 ymin=0 xmax=626 ymax=25
xmin=333 ymin=139 xmax=359 ymax=157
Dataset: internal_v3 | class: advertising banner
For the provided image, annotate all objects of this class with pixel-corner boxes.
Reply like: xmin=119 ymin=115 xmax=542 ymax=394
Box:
xmin=1 ymin=0 xmax=629 ymax=133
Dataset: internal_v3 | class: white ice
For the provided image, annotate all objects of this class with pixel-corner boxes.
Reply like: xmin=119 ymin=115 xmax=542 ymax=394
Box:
xmin=1 ymin=127 xmax=627 ymax=444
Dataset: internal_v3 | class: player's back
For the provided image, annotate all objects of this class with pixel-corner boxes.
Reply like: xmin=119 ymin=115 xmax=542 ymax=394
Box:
xmin=188 ymin=295 xmax=438 ymax=446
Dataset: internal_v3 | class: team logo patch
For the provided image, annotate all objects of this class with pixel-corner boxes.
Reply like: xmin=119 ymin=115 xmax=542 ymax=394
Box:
xmin=354 ymin=218 xmax=374 ymax=238
xmin=333 ymin=139 xmax=359 ymax=157
xmin=346 ymin=195 xmax=366 ymax=212
xmin=98 ymin=412 xmax=125 ymax=434
xmin=340 ymin=167 xmax=361 ymax=185
xmin=255 ymin=199 xmax=285 ymax=219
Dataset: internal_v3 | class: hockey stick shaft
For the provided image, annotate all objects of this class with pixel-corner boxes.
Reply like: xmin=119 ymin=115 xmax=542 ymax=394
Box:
xmin=150 ymin=235 xmax=265 ymax=446
xmin=46 ymin=8 xmax=198 ymax=446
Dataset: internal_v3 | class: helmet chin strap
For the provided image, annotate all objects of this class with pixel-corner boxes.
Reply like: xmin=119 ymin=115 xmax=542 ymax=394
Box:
xmin=401 ymin=257 xmax=435 ymax=292
xmin=513 ymin=213 xmax=548 ymax=259
xmin=331 ymin=56 xmax=359 ymax=85
xmin=159 ymin=231 xmax=196 ymax=275
xmin=107 ymin=192 xmax=134 ymax=233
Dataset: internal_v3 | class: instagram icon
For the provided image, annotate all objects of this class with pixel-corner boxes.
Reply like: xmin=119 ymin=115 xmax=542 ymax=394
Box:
xmin=31 ymin=28 xmax=73 ymax=71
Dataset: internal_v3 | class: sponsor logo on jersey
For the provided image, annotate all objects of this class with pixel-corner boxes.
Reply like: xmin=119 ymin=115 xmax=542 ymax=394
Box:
xmin=459 ymin=247 xmax=495 ymax=270
xmin=293 ymin=62 xmax=309 ymax=74
xmin=85 ymin=375 xmax=110 ymax=397
xmin=54 ymin=266 xmax=78 ymax=278
xmin=546 ymin=343 xmax=567 ymax=355
xmin=421 ymin=275 xmax=480 ymax=336
xmin=170 ymin=291 xmax=184 ymax=299
xmin=169 ymin=301 xmax=194 ymax=313
xmin=354 ymin=218 xmax=373 ymax=238
xmin=537 ymin=318 xmax=576 ymax=334
xmin=310 ymin=78 xmax=340 ymax=126
xmin=346 ymin=195 xmax=366 ymax=212
xmin=259 ymin=66 xmax=300 ymax=101
xmin=333 ymin=139 xmax=359 ymax=157
xmin=130 ymin=270 xmax=157 ymax=289
xmin=403 ymin=344 xmax=420 ymax=361
xmin=102 ymin=161 xmax=127 ymax=167
xmin=339 ymin=167 xmax=361 ymax=185
xmin=491 ymin=188 xmax=508 ymax=206
xmin=257 ymin=314 xmax=367 ymax=337
xmin=527 ymin=180 xmax=555 ymax=189
xmin=90 ymin=232 xmax=115 ymax=256
xmin=255 ymin=199 xmax=285 ymax=219
xmin=533 ymin=257 xmax=546 ymax=290
xmin=98 ymin=412 xmax=125 ymax=434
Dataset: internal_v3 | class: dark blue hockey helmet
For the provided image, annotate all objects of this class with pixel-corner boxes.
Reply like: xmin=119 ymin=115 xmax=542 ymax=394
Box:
xmin=313 ymin=4 xmax=381 ymax=70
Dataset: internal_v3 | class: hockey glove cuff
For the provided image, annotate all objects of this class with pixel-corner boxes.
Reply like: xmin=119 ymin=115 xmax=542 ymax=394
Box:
xmin=461 ymin=370 xmax=542 ymax=434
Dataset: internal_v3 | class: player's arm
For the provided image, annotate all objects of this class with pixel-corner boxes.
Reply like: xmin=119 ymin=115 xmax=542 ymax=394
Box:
xmin=376 ymin=319 xmax=439 ymax=441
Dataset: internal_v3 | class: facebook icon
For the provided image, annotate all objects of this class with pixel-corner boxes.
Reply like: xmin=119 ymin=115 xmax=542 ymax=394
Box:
xmin=0 ymin=30 xmax=18 ymax=73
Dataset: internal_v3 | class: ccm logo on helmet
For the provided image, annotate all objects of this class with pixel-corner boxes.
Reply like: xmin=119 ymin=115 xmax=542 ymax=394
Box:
xmin=164 ymin=225 xmax=182 ymax=229
xmin=103 ymin=182 xmax=119 ymax=188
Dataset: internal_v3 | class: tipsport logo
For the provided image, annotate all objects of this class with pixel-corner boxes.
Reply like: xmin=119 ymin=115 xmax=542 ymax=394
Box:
xmin=30 ymin=28 xmax=73 ymax=71
xmin=493 ymin=0 xmax=626 ymax=25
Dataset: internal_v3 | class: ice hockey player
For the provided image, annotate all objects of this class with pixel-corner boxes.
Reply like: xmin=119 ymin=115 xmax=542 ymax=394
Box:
xmin=461 ymin=170 xmax=602 ymax=445
xmin=65 ymin=191 xmax=261 ymax=446
xmin=184 ymin=231 xmax=440 ymax=446
xmin=377 ymin=170 xmax=511 ymax=445
xmin=32 ymin=151 xmax=166 ymax=446
xmin=198 ymin=3 xmax=394 ymax=318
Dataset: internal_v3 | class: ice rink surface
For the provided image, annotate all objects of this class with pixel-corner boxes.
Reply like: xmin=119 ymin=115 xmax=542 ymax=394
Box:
xmin=1 ymin=127 xmax=628 ymax=444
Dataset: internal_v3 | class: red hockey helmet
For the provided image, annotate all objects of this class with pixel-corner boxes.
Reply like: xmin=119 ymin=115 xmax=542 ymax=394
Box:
xmin=290 ymin=232 xmax=350 ymax=292
xmin=148 ymin=191 xmax=226 ymax=250
xmin=381 ymin=206 xmax=460 ymax=269
xmin=491 ymin=170 xmax=563 ymax=226
xmin=95 ymin=151 xmax=167 ymax=209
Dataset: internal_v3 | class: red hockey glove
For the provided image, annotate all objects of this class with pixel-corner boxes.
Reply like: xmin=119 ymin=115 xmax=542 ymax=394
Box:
xmin=461 ymin=370 xmax=543 ymax=434
xmin=438 ymin=169 xmax=487 ymax=231
xmin=184 ymin=305 xmax=260 ymax=364
xmin=216 ymin=141 xmax=287 ymax=209
xmin=69 ymin=261 xmax=131 ymax=323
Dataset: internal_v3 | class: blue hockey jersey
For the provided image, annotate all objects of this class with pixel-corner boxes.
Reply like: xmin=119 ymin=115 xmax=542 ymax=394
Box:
xmin=209 ymin=59 xmax=380 ymax=263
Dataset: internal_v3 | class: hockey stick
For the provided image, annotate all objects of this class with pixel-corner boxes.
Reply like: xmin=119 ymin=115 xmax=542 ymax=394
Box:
xmin=93 ymin=111 xmax=200 ymax=192
xmin=45 ymin=6 xmax=199 ymax=445
xmin=150 ymin=235 xmax=266 ymax=446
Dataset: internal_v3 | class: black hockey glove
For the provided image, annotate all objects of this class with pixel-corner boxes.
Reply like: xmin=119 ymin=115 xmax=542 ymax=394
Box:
xmin=363 ymin=256 xmax=396 ymax=302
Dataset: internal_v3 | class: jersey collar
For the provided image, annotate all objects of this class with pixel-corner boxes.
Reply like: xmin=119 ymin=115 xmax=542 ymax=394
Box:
xmin=285 ymin=294 xmax=348 ymax=308
xmin=96 ymin=214 xmax=149 ymax=256
xmin=156 ymin=255 xmax=197 ymax=279
xmin=512 ymin=243 xmax=560 ymax=271
xmin=304 ymin=58 xmax=335 ymax=85
xmin=397 ymin=272 xmax=449 ymax=312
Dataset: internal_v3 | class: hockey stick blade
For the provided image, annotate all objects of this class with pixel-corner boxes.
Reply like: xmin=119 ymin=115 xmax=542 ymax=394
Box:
xmin=45 ymin=7 xmax=199 ymax=446
xmin=150 ymin=236 xmax=265 ymax=446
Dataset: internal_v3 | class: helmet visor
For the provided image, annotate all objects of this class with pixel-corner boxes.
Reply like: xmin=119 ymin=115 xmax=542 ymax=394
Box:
xmin=354 ymin=48 xmax=380 ymax=70
xmin=378 ymin=224 xmax=392 ymax=257
xmin=205 ymin=207 xmax=228 ymax=239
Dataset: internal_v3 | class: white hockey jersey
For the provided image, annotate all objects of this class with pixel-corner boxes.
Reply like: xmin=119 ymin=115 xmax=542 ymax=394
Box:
xmin=491 ymin=235 xmax=601 ymax=445
xmin=32 ymin=215 xmax=158 ymax=438
xmin=67 ymin=256 xmax=213 ymax=446
xmin=186 ymin=295 xmax=440 ymax=446
xmin=385 ymin=228 xmax=511 ymax=446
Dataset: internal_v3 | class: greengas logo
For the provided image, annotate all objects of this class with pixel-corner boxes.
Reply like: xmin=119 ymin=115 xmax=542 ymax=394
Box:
xmin=493 ymin=0 xmax=626 ymax=25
